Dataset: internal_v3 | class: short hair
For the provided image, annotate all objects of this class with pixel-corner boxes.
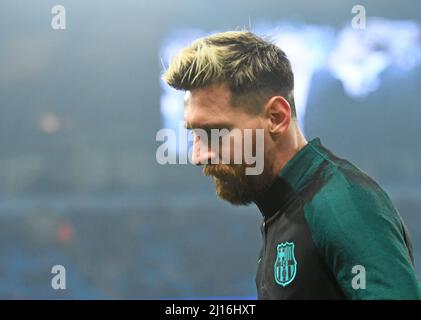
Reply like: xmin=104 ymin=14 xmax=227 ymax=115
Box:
xmin=162 ymin=31 xmax=296 ymax=117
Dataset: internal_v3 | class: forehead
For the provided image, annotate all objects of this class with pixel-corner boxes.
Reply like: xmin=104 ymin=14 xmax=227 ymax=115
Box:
xmin=184 ymin=83 xmax=233 ymax=127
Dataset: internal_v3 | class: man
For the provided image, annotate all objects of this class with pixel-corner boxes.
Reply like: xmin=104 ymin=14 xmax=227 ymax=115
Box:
xmin=162 ymin=31 xmax=421 ymax=299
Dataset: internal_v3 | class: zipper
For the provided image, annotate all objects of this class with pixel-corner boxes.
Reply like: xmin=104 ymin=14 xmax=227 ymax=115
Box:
xmin=262 ymin=219 xmax=267 ymax=256
xmin=260 ymin=218 xmax=267 ymax=291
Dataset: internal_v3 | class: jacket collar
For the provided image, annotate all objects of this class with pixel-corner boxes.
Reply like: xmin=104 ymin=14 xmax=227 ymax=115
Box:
xmin=254 ymin=137 xmax=323 ymax=219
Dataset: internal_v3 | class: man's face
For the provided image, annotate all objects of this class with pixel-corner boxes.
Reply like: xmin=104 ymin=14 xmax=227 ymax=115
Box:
xmin=184 ymin=83 xmax=272 ymax=205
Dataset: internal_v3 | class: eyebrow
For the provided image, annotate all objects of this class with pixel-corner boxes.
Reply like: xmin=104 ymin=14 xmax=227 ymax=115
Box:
xmin=184 ymin=122 xmax=231 ymax=130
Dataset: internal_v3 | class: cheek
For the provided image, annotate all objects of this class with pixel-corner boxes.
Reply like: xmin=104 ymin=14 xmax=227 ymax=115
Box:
xmin=215 ymin=131 xmax=243 ymax=164
xmin=262 ymin=132 xmax=271 ymax=152
xmin=218 ymin=129 xmax=263 ymax=164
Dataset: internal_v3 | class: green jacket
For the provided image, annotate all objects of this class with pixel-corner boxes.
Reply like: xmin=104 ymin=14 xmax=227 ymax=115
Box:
xmin=255 ymin=137 xmax=421 ymax=299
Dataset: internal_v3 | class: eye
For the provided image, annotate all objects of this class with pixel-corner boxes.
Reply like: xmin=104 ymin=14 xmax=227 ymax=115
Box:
xmin=218 ymin=128 xmax=231 ymax=136
xmin=211 ymin=128 xmax=231 ymax=141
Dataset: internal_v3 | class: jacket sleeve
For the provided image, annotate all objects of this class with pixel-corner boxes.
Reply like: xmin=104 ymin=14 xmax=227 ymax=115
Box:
xmin=304 ymin=174 xmax=421 ymax=299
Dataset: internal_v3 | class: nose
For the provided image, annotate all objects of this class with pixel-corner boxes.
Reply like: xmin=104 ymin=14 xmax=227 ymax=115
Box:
xmin=191 ymin=134 xmax=217 ymax=165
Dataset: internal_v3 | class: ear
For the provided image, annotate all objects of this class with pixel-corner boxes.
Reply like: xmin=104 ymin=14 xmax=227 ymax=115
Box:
xmin=265 ymin=96 xmax=291 ymax=135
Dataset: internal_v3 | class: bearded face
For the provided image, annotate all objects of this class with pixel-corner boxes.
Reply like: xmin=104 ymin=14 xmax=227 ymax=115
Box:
xmin=203 ymin=163 xmax=254 ymax=205
xmin=183 ymin=83 xmax=275 ymax=205
xmin=203 ymin=162 xmax=270 ymax=205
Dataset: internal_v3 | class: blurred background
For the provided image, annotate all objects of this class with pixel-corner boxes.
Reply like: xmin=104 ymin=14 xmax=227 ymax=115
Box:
xmin=0 ymin=0 xmax=420 ymax=299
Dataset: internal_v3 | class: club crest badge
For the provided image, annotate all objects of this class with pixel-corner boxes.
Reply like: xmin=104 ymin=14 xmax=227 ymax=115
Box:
xmin=274 ymin=241 xmax=297 ymax=287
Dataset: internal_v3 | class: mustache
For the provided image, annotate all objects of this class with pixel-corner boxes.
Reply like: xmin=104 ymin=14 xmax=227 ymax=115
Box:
xmin=203 ymin=164 xmax=244 ymax=178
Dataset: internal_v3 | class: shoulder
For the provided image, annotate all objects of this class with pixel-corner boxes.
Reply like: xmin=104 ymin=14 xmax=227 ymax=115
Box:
xmin=303 ymin=156 xmax=403 ymax=241
xmin=300 ymin=142 xmax=421 ymax=298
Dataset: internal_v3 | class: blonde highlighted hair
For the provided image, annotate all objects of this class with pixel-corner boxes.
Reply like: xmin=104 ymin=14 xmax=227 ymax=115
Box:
xmin=162 ymin=31 xmax=295 ymax=116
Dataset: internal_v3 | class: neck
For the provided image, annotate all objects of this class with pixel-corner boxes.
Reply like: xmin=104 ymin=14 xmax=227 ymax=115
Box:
xmin=271 ymin=121 xmax=308 ymax=180
xmin=251 ymin=121 xmax=308 ymax=199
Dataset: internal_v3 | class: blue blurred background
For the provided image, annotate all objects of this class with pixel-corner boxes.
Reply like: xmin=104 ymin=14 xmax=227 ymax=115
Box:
xmin=0 ymin=0 xmax=420 ymax=299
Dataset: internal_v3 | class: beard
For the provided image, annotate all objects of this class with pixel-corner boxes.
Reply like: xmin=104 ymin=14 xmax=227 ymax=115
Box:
xmin=203 ymin=163 xmax=271 ymax=205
